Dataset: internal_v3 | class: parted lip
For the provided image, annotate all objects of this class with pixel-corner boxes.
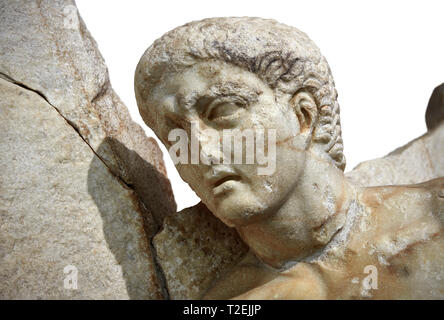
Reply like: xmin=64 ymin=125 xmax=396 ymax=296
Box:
xmin=205 ymin=167 xmax=241 ymax=188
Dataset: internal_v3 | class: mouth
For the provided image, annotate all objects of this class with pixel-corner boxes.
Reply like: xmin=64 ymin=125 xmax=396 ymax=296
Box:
xmin=207 ymin=173 xmax=241 ymax=197
xmin=213 ymin=175 xmax=241 ymax=188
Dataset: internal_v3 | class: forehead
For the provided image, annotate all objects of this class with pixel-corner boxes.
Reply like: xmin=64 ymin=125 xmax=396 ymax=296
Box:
xmin=151 ymin=60 xmax=267 ymax=113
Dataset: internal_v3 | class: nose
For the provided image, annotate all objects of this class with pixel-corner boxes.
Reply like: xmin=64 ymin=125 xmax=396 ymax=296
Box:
xmin=195 ymin=123 xmax=223 ymax=166
xmin=200 ymin=142 xmax=221 ymax=165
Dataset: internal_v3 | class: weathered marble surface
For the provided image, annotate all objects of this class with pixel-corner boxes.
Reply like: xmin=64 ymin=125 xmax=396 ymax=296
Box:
xmin=136 ymin=17 xmax=444 ymax=299
xmin=153 ymin=202 xmax=248 ymax=299
xmin=0 ymin=78 xmax=161 ymax=299
xmin=214 ymin=179 xmax=444 ymax=300
xmin=0 ymin=0 xmax=175 ymax=299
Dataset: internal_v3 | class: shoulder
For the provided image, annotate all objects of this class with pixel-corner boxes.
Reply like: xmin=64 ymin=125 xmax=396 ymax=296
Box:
xmin=354 ymin=177 xmax=443 ymax=260
xmin=359 ymin=177 xmax=443 ymax=223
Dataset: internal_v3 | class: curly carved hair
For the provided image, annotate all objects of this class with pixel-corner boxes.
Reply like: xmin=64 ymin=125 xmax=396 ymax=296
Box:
xmin=135 ymin=17 xmax=346 ymax=171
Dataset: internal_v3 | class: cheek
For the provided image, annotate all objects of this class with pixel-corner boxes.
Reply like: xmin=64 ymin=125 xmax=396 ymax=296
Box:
xmin=176 ymin=164 xmax=216 ymax=207
xmin=276 ymin=145 xmax=306 ymax=180
xmin=276 ymin=111 xmax=301 ymax=139
xmin=176 ymin=164 xmax=203 ymax=193
xmin=263 ymin=148 xmax=305 ymax=193
xmin=233 ymin=105 xmax=304 ymax=191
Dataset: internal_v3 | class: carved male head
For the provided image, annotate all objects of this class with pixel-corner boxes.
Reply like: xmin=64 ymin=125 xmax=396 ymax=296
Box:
xmin=135 ymin=17 xmax=345 ymax=228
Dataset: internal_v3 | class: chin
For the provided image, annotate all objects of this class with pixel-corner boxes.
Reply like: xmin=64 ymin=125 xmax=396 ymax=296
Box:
xmin=212 ymin=191 xmax=271 ymax=227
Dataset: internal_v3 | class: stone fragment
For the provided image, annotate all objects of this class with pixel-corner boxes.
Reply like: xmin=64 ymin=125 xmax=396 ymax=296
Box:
xmin=0 ymin=79 xmax=161 ymax=299
xmin=0 ymin=0 xmax=175 ymax=299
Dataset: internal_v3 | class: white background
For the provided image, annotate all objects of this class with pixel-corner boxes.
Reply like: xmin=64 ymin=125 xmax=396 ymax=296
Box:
xmin=76 ymin=0 xmax=444 ymax=211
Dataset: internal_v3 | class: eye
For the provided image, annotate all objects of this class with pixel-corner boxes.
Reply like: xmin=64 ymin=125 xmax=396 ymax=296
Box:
xmin=207 ymin=102 xmax=241 ymax=120
xmin=205 ymin=97 xmax=247 ymax=123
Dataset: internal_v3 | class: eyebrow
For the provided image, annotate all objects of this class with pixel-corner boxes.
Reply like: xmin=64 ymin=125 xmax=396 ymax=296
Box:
xmin=209 ymin=81 xmax=262 ymax=99
xmin=179 ymin=81 xmax=262 ymax=112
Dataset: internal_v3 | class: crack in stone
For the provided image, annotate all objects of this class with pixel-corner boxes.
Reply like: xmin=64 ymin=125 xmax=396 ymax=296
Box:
xmin=149 ymin=237 xmax=171 ymax=300
xmin=0 ymin=71 xmax=171 ymax=299
xmin=0 ymin=71 xmax=131 ymax=189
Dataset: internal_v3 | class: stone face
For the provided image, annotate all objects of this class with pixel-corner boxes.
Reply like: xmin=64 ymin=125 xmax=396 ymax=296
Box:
xmin=346 ymin=121 xmax=444 ymax=187
xmin=153 ymin=202 xmax=248 ymax=299
xmin=0 ymin=79 xmax=161 ymax=299
xmin=0 ymin=0 xmax=175 ymax=299
xmin=135 ymin=17 xmax=444 ymax=299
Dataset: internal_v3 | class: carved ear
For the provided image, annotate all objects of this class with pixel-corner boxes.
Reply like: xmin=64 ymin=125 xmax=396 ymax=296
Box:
xmin=290 ymin=91 xmax=318 ymax=134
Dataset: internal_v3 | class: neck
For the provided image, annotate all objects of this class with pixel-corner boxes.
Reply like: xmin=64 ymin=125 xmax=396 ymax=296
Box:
xmin=236 ymin=152 xmax=356 ymax=269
